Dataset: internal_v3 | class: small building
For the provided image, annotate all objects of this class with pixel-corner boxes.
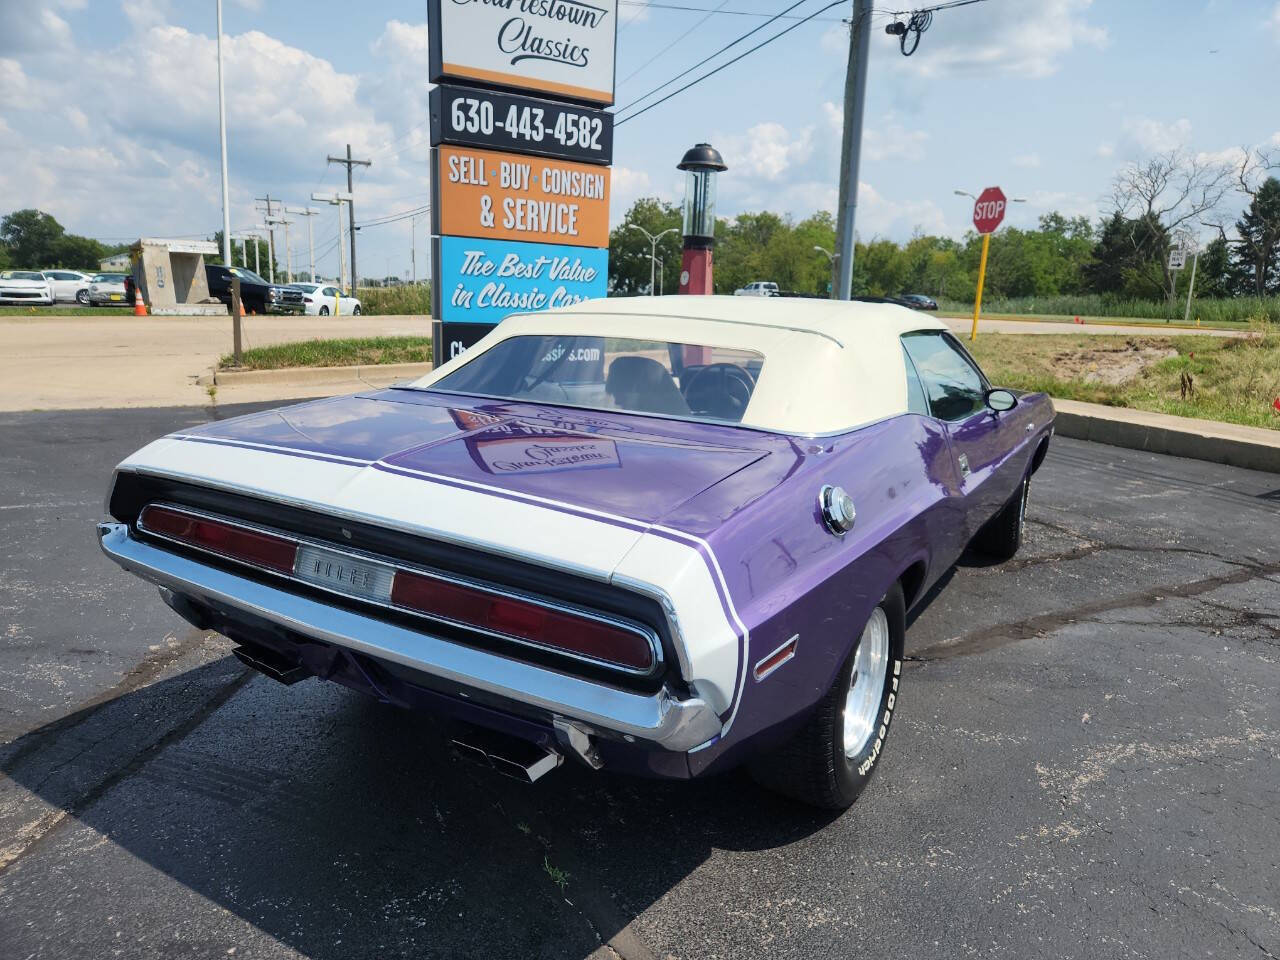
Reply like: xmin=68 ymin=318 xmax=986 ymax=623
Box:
xmin=128 ymin=238 xmax=226 ymax=316
xmin=99 ymin=253 xmax=131 ymax=273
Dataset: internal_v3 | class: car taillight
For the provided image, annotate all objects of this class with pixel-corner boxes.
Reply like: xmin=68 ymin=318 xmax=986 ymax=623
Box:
xmin=303 ymin=297 xmax=313 ymax=302
xmin=390 ymin=569 xmax=655 ymax=672
xmin=139 ymin=505 xmax=297 ymax=574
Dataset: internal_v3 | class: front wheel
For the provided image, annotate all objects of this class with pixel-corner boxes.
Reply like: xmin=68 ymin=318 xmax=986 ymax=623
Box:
xmin=76 ymin=290 xmax=89 ymax=305
xmin=973 ymin=472 xmax=1029 ymax=561
xmin=352 ymin=304 xmax=361 ymax=315
xmin=749 ymin=584 xmax=905 ymax=809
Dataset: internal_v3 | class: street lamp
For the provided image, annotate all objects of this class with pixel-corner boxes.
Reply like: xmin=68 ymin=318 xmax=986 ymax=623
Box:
xmin=814 ymin=245 xmax=838 ymax=264
xmin=626 ymin=223 xmax=678 ymax=296
xmin=215 ymin=0 xmax=231 ymax=268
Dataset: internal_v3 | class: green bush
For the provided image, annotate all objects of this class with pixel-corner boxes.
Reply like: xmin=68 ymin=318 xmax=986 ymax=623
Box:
xmin=356 ymin=284 xmax=431 ymax=315
xmin=937 ymin=294 xmax=1280 ymax=324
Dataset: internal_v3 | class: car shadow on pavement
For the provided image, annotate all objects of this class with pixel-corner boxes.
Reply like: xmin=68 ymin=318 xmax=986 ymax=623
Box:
xmin=1 ymin=655 xmax=845 ymax=959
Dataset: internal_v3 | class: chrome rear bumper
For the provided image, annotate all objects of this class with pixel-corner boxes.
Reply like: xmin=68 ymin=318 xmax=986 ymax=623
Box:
xmin=98 ymin=523 xmax=722 ymax=751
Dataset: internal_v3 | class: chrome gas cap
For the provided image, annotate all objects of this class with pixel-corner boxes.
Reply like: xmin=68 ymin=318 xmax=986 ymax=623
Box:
xmin=819 ymin=484 xmax=857 ymax=535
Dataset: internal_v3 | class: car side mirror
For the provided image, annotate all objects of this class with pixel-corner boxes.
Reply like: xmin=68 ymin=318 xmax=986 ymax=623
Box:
xmin=985 ymin=388 xmax=1017 ymax=412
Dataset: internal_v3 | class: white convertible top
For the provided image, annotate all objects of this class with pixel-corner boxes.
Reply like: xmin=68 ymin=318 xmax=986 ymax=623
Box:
xmin=412 ymin=296 xmax=949 ymax=435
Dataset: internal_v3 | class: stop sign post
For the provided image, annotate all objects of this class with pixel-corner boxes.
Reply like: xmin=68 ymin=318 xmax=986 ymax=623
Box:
xmin=969 ymin=186 xmax=1006 ymax=341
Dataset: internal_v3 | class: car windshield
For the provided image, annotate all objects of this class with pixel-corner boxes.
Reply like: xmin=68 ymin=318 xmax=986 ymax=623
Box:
xmin=2 ymin=271 xmax=45 ymax=281
xmin=429 ymin=335 xmax=765 ymax=425
xmin=229 ymin=267 xmax=268 ymax=284
xmin=289 ymin=283 xmax=320 ymax=292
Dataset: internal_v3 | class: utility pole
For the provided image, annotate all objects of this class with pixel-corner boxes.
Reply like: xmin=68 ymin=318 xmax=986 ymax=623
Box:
xmin=253 ymin=221 xmax=275 ymax=282
xmin=327 ymin=145 xmax=370 ymax=292
xmin=286 ymin=206 xmax=320 ymax=281
xmin=832 ymin=0 xmax=872 ymax=300
xmin=312 ymin=192 xmax=353 ymax=292
xmin=266 ymin=214 xmax=292 ymax=283
xmin=254 ymin=193 xmax=276 ymax=280
xmin=215 ymin=0 xmax=232 ymax=267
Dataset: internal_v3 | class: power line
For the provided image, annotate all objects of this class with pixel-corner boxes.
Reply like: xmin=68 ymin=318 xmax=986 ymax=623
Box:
xmin=619 ymin=0 xmax=733 ymax=85
xmin=619 ymin=0 xmax=843 ymax=20
xmin=357 ymin=204 xmax=432 ymax=229
xmin=615 ymin=0 xmax=820 ymax=114
xmin=615 ymin=0 xmax=844 ymax=125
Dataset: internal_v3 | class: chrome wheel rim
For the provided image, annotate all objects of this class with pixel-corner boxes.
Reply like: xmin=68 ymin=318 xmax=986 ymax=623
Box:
xmin=843 ymin=607 xmax=890 ymax=758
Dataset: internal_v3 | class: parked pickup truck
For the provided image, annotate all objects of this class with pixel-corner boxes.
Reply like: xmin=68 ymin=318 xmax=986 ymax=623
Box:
xmin=734 ymin=281 xmax=779 ymax=297
xmin=205 ymin=265 xmax=305 ymax=315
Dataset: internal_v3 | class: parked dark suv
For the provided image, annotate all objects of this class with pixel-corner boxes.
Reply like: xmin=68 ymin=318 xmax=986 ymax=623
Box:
xmin=205 ymin=265 xmax=305 ymax=315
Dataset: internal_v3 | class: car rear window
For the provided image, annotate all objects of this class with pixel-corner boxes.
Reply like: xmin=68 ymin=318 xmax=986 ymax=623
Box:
xmin=431 ymin=335 xmax=765 ymax=424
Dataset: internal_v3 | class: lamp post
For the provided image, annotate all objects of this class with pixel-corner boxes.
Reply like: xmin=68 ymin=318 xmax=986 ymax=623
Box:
xmin=626 ymin=223 xmax=678 ymax=295
xmin=677 ymin=143 xmax=727 ymax=295
xmin=814 ymin=245 xmax=837 ymax=264
xmin=655 ymin=256 xmax=665 ymax=296
xmin=215 ymin=0 xmax=231 ymax=268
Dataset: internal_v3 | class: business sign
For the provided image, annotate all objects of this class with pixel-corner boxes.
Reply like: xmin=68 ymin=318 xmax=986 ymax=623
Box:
xmin=434 ymin=320 xmax=501 ymax=361
xmin=428 ymin=0 xmax=618 ymax=106
xmin=433 ymin=144 xmax=610 ymax=248
xmin=435 ymin=235 xmax=607 ymax=324
xmin=430 ymin=84 xmax=613 ymax=165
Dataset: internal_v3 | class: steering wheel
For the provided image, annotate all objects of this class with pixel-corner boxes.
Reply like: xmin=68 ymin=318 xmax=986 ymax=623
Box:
xmin=683 ymin=363 xmax=755 ymax=421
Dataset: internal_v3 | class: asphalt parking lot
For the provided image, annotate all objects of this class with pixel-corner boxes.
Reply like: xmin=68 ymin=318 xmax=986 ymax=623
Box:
xmin=1 ymin=401 xmax=1277 ymax=959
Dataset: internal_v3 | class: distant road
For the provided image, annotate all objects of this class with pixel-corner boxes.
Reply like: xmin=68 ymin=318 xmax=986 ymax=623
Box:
xmin=940 ymin=315 xmax=1248 ymax=338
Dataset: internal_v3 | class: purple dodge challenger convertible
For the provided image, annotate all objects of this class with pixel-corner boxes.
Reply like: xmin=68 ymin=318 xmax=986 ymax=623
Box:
xmin=98 ymin=297 xmax=1054 ymax=808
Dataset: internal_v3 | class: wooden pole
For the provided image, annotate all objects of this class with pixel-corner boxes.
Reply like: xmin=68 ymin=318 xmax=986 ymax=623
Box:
xmin=970 ymin=232 xmax=990 ymax=342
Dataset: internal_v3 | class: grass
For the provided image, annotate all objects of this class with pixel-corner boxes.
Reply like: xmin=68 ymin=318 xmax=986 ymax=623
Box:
xmin=219 ymin=336 xmax=432 ymax=370
xmin=356 ymin=284 xmax=431 ymax=315
xmin=967 ymin=319 xmax=1280 ymax=431
xmin=938 ymin=294 xmax=1280 ymax=324
xmin=0 ymin=305 xmax=135 ymax=317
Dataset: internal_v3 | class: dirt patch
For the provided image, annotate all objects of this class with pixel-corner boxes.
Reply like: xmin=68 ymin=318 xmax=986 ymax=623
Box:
xmin=1050 ymin=339 xmax=1177 ymax=386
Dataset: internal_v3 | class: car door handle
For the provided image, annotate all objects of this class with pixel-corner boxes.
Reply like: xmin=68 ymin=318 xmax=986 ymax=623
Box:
xmin=957 ymin=453 xmax=971 ymax=478
xmin=1025 ymin=423 xmax=1035 ymax=433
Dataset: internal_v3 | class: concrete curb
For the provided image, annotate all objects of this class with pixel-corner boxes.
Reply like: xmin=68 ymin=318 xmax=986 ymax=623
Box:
xmin=202 ymin=360 xmax=433 ymax=387
xmin=1052 ymin=398 xmax=1280 ymax=475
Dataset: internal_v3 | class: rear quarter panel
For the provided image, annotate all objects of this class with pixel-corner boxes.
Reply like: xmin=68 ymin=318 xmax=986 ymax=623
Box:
xmin=661 ymin=415 xmax=966 ymax=774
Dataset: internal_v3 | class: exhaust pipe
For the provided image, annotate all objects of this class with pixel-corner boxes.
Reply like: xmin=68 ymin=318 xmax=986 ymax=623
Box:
xmin=450 ymin=725 xmax=563 ymax=783
xmin=232 ymin=643 xmax=311 ymax=685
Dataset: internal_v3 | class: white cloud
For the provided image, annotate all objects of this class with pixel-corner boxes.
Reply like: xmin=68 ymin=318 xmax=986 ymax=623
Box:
xmin=1096 ymin=142 xmax=1114 ymax=158
xmin=1012 ymin=153 xmax=1041 ymax=169
xmin=881 ymin=0 xmax=1108 ymax=79
xmin=1269 ymin=3 xmax=1280 ymax=43
xmin=608 ymin=165 xmax=660 ymax=222
xmin=718 ymin=122 xmax=815 ymax=181
xmin=1128 ymin=116 xmax=1192 ymax=153
xmin=864 ymin=125 xmax=930 ymax=164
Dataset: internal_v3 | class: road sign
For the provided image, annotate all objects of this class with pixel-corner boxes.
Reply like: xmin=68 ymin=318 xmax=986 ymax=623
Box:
xmin=433 ymin=235 xmax=608 ymax=324
xmin=430 ymin=85 xmax=613 ymax=166
xmin=432 ymin=145 xmax=611 ymax=248
xmin=427 ymin=0 xmax=618 ymax=106
xmin=972 ymin=186 xmax=1007 ymax=235
xmin=1168 ymin=248 xmax=1187 ymax=270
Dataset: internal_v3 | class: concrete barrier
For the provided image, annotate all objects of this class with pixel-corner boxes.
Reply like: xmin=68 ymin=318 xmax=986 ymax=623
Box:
xmin=1052 ymin=398 xmax=1280 ymax=475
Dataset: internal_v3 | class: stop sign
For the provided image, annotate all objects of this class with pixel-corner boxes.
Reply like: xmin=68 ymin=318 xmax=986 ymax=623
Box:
xmin=972 ymin=186 xmax=1007 ymax=235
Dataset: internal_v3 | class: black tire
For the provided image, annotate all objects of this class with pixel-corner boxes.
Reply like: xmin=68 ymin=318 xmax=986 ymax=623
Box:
xmin=973 ymin=472 xmax=1029 ymax=561
xmin=749 ymin=583 xmax=906 ymax=809
xmin=318 ymin=305 xmax=329 ymax=316
xmin=353 ymin=304 xmax=361 ymax=315
xmin=75 ymin=289 xmax=89 ymax=305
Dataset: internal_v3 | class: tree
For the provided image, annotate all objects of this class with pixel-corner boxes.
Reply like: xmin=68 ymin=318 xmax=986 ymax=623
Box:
xmin=1107 ymin=150 xmax=1232 ymax=302
xmin=210 ymin=231 xmax=277 ymax=279
xmin=607 ymin=198 xmax=682 ymax=295
xmin=1229 ymin=175 xmax=1280 ymax=296
xmin=1 ymin=209 xmax=66 ymax=267
xmin=1191 ymin=236 xmax=1235 ymax=298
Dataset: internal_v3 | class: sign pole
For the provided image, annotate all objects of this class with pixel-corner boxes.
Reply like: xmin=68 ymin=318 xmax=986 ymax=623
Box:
xmin=1183 ymin=247 xmax=1199 ymax=325
xmin=970 ymin=232 xmax=989 ymax=343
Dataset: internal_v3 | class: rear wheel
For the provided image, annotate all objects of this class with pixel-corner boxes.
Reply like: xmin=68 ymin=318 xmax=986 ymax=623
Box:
xmin=749 ymin=584 xmax=905 ymax=809
xmin=318 ymin=305 xmax=329 ymax=316
xmin=75 ymin=289 xmax=89 ymax=305
xmin=352 ymin=304 xmax=361 ymax=315
xmin=973 ymin=472 xmax=1029 ymax=560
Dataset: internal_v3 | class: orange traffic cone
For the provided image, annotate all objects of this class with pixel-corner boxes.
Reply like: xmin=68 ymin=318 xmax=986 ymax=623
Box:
xmin=133 ymin=283 xmax=147 ymax=317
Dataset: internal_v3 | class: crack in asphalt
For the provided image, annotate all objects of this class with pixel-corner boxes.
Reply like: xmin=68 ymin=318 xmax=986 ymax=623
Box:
xmin=907 ymin=560 xmax=1280 ymax=662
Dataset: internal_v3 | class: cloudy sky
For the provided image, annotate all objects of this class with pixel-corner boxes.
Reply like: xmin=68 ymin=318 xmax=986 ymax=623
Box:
xmin=2 ymin=0 xmax=1277 ymax=280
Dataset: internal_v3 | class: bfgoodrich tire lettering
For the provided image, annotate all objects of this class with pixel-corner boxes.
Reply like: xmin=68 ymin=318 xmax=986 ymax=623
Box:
xmin=748 ymin=583 xmax=906 ymax=809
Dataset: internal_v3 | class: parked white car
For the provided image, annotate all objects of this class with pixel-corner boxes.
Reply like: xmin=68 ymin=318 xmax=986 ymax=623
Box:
xmin=0 ymin=270 xmax=54 ymax=305
xmin=734 ymin=281 xmax=779 ymax=297
xmin=289 ymin=282 xmax=362 ymax=316
xmin=42 ymin=270 xmax=94 ymax=304
xmin=86 ymin=274 xmax=128 ymax=305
